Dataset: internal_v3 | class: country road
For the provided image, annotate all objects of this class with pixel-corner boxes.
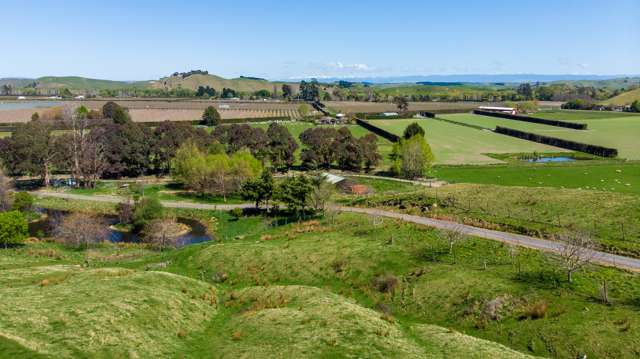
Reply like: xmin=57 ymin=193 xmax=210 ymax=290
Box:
xmin=33 ymin=191 xmax=640 ymax=272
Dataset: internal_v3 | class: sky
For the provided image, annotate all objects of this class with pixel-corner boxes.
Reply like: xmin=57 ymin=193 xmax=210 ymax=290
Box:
xmin=1 ymin=0 xmax=639 ymax=80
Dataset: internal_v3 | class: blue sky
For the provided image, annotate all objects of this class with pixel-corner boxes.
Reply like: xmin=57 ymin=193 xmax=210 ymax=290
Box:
xmin=1 ymin=0 xmax=639 ymax=80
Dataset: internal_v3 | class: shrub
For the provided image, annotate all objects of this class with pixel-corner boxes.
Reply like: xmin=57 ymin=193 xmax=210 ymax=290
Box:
xmin=0 ymin=211 xmax=28 ymax=248
xmin=524 ymin=300 xmax=549 ymax=319
xmin=116 ymin=201 xmax=134 ymax=224
xmin=55 ymin=212 xmax=109 ymax=249
xmin=132 ymin=197 xmax=164 ymax=231
xmin=371 ymin=274 xmax=399 ymax=294
xmin=201 ymin=106 xmax=221 ymax=126
xmin=12 ymin=192 xmax=34 ymax=212
xmin=229 ymin=208 xmax=243 ymax=220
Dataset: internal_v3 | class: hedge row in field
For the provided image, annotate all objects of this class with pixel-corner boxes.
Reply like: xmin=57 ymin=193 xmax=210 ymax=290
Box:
xmin=495 ymin=126 xmax=618 ymax=157
xmin=473 ymin=109 xmax=587 ymax=130
xmin=355 ymin=118 xmax=400 ymax=142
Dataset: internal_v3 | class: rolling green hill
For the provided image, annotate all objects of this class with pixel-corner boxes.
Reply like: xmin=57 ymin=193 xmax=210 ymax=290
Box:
xmin=33 ymin=76 xmax=149 ymax=90
xmin=152 ymin=73 xmax=297 ymax=93
xmin=602 ymin=87 xmax=640 ymax=106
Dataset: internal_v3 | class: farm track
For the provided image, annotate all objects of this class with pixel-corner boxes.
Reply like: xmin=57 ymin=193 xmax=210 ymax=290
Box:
xmin=32 ymin=190 xmax=640 ymax=272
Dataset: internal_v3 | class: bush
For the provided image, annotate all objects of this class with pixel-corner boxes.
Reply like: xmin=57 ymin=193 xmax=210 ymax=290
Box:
xmin=201 ymin=106 xmax=221 ymax=126
xmin=0 ymin=211 xmax=28 ymax=248
xmin=12 ymin=192 xmax=34 ymax=212
xmin=133 ymin=197 xmax=164 ymax=231
xmin=371 ymin=274 xmax=399 ymax=294
xmin=524 ymin=300 xmax=548 ymax=319
xmin=56 ymin=212 xmax=109 ymax=249
xmin=229 ymin=207 xmax=243 ymax=220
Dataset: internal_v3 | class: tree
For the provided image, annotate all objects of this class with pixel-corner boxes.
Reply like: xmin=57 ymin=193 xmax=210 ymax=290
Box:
xmin=299 ymin=79 xmax=320 ymax=101
xmin=132 ymin=197 xmax=164 ymax=231
xmin=0 ymin=168 xmax=12 ymax=211
xmin=196 ymin=86 xmax=217 ymax=98
xmin=298 ymin=103 xmax=311 ymax=117
xmin=555 ymin=231 xmax=595 ymax=283
xmin=11 ymin=192 xmax=33 ymax=213
xmin=172 ymin=142 xmax=262 ymax=200
xmin=213 ymin=124 xmax=268 ymax=159
xmin=309 ymin=175 xmax=334 ymax=213
xmin=92 ymin=122 xmax=152 ymax=178
xmin=31 ymin=112 xmax=40 ymax=121
xmin=403 ymin=122 xmax=425 ymax=140
xmin=442 ymin=225 xmax=465 ymax=264
xmin=0 ymin=120 xmax=63 ymax=186
xmin=333 ymin=127 xmax=363 ymax=171
xmin=143 ymin=218 xmax=180 ymax=251
xmin=102 ymin=101 xmax=131 ymax=124
xmin=265 ymin=123 xmax=298 ymax=170
xmin=359 ymin=134 xmax=381 ymax=172
xmin=241 ymin=169 xmax=275 ymax=208
xmin=391 ymin=135 xmax=434 ymax=179
xmin=201 ymin=106 xmax=221 ymax=126
xmin=152 ymin=121 xmax=208 ymax=175
xmin=282 ymin=84 xmax=293 ymax=99
xmin=517 ymin=83 xmax=534 ymax=100
xmin=0 ymin=211 xmax=28 ymax=248
xmin=275 ymin=175 xmax=314 ymax=216
xmin=221 ymin=88 xmax=238 ymax=99
xmin=55 ymin=212 xmax=108 ymax=249
xmin=630 ymin=100 xmax=640 ymax=113
xmin=299 ymin=127 xmax=338 ymax=169
xmin=393 ymin=96 xmax=409 ymax=112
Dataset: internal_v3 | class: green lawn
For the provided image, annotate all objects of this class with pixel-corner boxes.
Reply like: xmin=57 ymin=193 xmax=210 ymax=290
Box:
xmin=3 ymin=209 xmax=638 ymax=358
xmin=368 ymin=119 xmax=565 ymax=164
xmin=441 ymin=113 xmax=640 ymax=160
xmin=531 ymin=109 xmax=640 ymax=121
xmin=431 ymin=161 xmax=640 ymax=195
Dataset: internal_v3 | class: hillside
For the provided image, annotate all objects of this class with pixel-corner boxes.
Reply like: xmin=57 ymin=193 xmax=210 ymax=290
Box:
xmin=33 ymin=76 xmax=149 ymax=91
xmin=602 ymin=87 xmax=640 ymax=105
xmin=152 ymin=73 xmax=298 ymax=93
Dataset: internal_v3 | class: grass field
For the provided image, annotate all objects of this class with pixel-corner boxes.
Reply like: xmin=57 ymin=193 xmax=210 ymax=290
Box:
xmin=530 ymin=109 xmax=640 ymax=121
xmin=432 ymin=161 xmax=640 ymax=195
xmin=346 ymin=182 xmax=640 ymax=257
xmin=440 ymin=113 xmax=640 ymax=160
xmin=368 ymin=119 xmax=565 ymax=164
xmin=4 ymin=206 xmax=640 ymax=358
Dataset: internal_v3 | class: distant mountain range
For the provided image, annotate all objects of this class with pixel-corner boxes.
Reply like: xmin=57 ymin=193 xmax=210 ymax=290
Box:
xmin=287 ymin=74 xmax=640 ymax=85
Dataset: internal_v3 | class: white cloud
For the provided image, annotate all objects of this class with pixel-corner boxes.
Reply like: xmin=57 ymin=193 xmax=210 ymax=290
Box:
xmin=327 ymin=62 xmax=374 ymax=71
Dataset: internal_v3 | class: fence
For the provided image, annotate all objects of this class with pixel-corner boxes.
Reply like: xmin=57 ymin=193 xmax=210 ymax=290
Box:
xmin=473 ymin=109 xmax=587 ymax=130
xmin=355 ymin=119 xmax=400 ymax=142
xmin=495 ymin=126 xmax=618 ymax=157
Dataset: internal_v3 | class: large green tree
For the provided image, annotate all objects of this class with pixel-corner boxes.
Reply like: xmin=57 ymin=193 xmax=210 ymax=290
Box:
xmin=275 ymin=175 xmax=314 ymax=216
xmin=391 ymin=135 xmax=434 ymax=179
xmin=266 ymin=123 xmax=298 ymax=170
xmin=201 ymin=106 xmax=221 ymax=126
xmin=241 ymin=169 xmax=275 ymax=208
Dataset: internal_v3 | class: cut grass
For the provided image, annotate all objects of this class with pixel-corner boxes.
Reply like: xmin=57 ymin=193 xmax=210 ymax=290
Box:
xmin=368 ymin=118 xmax=565 ymax=164
xmin=442 ymin=113 xmax=640 ymax=160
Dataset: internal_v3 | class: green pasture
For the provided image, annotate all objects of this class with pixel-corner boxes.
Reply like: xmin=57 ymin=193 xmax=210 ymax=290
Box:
xmin=440 ymin=113 xmax=640 ymax=160
xmin=368 ymin=119 xmax=564 ymax=164
xmin=432 ymin=161 xmax=640 ymax=195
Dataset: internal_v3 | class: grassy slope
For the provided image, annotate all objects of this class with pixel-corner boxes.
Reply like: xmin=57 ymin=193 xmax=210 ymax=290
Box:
xmin=346 ymin=183 xmax=640 ymax=257
xmin=530 ymin=109 xmax=640 ymax=121
xmin=441 ymin=113 xmax=640 ymax=160
xmin=0 ymin=265 xmax=216 ymax=358
xmin=602 ymin=88 xmax=640 ymax=106
xmin=369 ymin=119 xmax=564 ymax=164
xmin=176 ymin=213 xmax=640 ymax=358
xmin=35 ymin=76 xmax=149 ymax=90
xmin=151 ymin=74 xmax=297 ymax=93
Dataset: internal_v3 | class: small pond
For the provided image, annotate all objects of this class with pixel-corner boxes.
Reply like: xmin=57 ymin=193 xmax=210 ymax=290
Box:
xmin=29 ymin=209 xmax=212 ymax=247
xmin=527 ymin=156 xmax=576 ymax=163
xmin=0 ymin=101 xmax=62 ymax=110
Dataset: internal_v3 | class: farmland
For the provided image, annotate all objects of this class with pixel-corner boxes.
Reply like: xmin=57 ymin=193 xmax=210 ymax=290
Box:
xmin=0 ymin=100 xmax=303 ymax=123
xmin=440 ymin=112 xmax=640 ymax=160
xmin=368 ymin=118 xmax=566 ymax=164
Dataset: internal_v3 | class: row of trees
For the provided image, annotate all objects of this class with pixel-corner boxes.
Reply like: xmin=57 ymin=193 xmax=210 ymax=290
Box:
xmin=299 ymin=127 xmax=381 ymax=172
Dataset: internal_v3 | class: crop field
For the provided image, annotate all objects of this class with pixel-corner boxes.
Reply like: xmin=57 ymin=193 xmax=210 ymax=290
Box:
xmin=0 ymin=100 xmax=302 ymax=123
xmin=441 ymin=113 xmax=640 ymax=160
xmin=368 ymin=119 xmax=565 ymax=164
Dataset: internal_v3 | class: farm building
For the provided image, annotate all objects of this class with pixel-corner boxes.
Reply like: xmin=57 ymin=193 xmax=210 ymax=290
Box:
xmin=478 ymin=106 xmax=517 ymax=115
xmin=382 ymin=112 xmax=399 ymax=117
